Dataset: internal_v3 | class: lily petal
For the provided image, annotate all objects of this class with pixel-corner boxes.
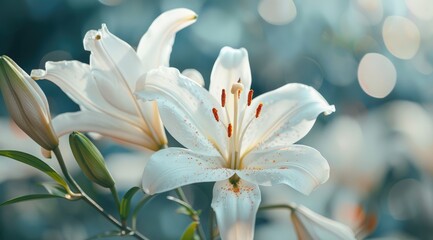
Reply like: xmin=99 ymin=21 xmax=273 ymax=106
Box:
xmin=137 ymin=8 xmax=197 ymax=72
xmin=136 ymin=67 xmax=227 ymax=156
xmin=83 ymin=24 xmax=145 ymax=93
xmin=237 ymin=145 xmax=329 ymax=195
xmin=291 ymin=205 xmax=356 ymax=240
xmin=182 ymin=68 xmax=205 ymax=87
xmin=241 ymin=83 xmax=335 ymax=154
xmin=209 ymin=47 xmax=252 ymax=123
xmin=52 ymin=111 xmax=158 ymax=150
xmin=211 ymin=179 xmax=261 ymax=240
xmin=32 ymin=61 xmax=140 ymax=123
xmin=142 ymin=148 xmax=234 ymax=194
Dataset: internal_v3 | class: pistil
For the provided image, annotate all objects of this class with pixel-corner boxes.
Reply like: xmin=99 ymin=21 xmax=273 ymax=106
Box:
xmin=230 ymin=83 xmax=243 ymax=170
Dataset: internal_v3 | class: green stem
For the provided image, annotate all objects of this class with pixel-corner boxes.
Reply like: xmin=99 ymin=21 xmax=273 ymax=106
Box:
xmin=53 ymin=147 xmax=148 ymax=240
xmin=259 ymin=204 xmax=296 ymax=212
xmin=175 ymin=188 xmax=206 ymax=240
xmin=110 ymin=186 xmax=121 ymax=213
xmin=209 ymin=209 xmax=216 ymax=240
xmin=175 ymin=188 xmax=188 ymax=203
xmin=132 ymin=195 xmax=155 ymax=230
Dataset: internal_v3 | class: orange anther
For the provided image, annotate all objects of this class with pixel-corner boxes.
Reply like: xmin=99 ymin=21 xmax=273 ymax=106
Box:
xmin=228 ymin=123 xmax=233 ymax=137
xmin=212 ymin=108 xmax=219 ymax=122
xmin=247 ymin=90 xmax=254 ymax=106
xmin=221 ymin=89 xmax=226 ymax=107
xmin=255 ymin=103 xmax=263 ymax=118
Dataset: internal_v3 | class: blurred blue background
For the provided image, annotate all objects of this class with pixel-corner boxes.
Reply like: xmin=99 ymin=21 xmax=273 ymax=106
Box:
xmin=1 ymin=0 xmax=433 ymax=239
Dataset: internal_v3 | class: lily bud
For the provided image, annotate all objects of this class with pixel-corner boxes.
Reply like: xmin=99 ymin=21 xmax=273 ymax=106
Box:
xmin=290 ymin=204 xmax=356 ymax=240
xmin=0 ymin=55 xmax=58 ymax=151
xmin=69 ymin=132 xmax=115 ymax=188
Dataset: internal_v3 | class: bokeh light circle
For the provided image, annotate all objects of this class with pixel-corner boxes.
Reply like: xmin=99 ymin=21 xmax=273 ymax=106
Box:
xmin=382 ymin=16 xmax=420 ymax=59
xmin=358 ymin=53 xmax=396 ymax=98
xmin=258 ymin=0 xmax=297 ymax=25
xmin=405 ymin=0 xmax=433 ymax=20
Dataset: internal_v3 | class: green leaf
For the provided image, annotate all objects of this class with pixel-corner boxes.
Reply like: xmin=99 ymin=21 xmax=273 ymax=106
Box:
xmin=0 ymin=150 xmax=69 ymax=191
xmin=167 ymin=196 xmax=196 ymax=217
xmin=180 ymin=222 xmax=198 ymax=240
xmin=86 ymin=230 xmax=122 ymax=240
xmin=41 ymin=182 xmax=68 ymax=197
xmin=0 ymin=194 xmax=64 ymax=207
xmin=120 ymin=187 xmax=140 ymax=220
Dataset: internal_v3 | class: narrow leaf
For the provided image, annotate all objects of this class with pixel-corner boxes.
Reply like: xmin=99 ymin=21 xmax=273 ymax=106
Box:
xmin=0 ymin=150 xmax=69 ymax=190
xmin=120 ymin=187 xmax=140 ymax=220
xmin=0 ymin=194 xmax=64 ymax=207
xmin=167 ymin=196 xmax=196 ymax=217
xmin=181 ymin=222 xmax=198 ymax=240
xmin=41 ymin=182 xmax=69 ymax=197
xmin=40 ymin=182 xmax=80 ymax=200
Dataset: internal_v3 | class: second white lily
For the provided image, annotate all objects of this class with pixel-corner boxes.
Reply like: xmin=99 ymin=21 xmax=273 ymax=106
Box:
xmin=31 ymin=8 xmax=198 ymax=151
xmin=137 ymin=47 xmax=335 ymax=239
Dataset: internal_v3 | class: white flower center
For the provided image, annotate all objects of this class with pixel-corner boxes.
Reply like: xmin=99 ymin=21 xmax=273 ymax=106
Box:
xmin=211 ymin=80 xmax=263 ymax=171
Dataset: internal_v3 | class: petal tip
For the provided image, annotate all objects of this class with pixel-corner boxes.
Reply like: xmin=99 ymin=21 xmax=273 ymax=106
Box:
xmin=30 ymin=69 xmax=46 ymax=80
xmin=324 ymin=105 xmax=336 ymax=115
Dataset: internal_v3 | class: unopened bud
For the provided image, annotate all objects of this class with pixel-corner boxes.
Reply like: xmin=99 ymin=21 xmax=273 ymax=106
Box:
xmin=69 ymin=132 xmax=115 ymax=188
xmin=0 ymin=55 xmax=58 ymax=152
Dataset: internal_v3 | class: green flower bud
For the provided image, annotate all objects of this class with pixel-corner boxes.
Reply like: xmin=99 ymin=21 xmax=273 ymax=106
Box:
xmin=0 ymin=55 xmax=58 ymax=151
xmin=69 ymin=132 xmax=115 ymax=188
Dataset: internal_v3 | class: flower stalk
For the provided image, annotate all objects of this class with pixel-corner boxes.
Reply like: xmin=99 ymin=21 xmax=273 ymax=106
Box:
xmin=52 ymin=147 xmax=148 ymax=240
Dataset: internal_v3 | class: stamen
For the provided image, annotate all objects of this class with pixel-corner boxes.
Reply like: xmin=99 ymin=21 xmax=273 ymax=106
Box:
xmin=227 ymin=123 xmax=233 ymax=137
xmin=255 ymin=103 xmax=263 ymax=118
xmin=95 ymin=34 xmax=101 ymax=40
xmin=237 ymin=78 xmax=241 ymax=83
xmin=221 ymin=89 xmax=226 ymax=107
xmin=247 ymin=90 xmax=254 ymax=106
xmin=212 ymin=108 xmax=219 ymax=122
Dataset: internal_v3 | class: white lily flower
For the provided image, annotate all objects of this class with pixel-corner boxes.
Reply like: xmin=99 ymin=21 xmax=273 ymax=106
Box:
xmin=0 ymin=56 xmax=59 ymax=152
xmin=31 ymin=8 xmax=198 ymax=151
xmin=137 ymin=47 xmax=335 ymax=240
xmin=291 ymin=204 xmax=356 ymax=240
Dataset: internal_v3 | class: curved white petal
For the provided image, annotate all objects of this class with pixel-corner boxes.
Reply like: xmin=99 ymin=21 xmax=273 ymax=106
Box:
xmin=211 ymin=179 xmax=261 ymax=240
xmin=83 ymin=24 xmax=144 ymax=114
xmin=137 ymin=8 xmax=197 ymax=72
xmin=32 ymin=61 xmax=139 ymax=123
xmin=52 ymin=111 xmax=158 ymax=150
xmin=209 ymin=47 xmax=252 ymax=123
xmin=136 ymin=67 xmax=227 ymax=156
xmin=142 ymin=148 xmax=234 ymax=194
xmin=237 ymin=145 xmax=329 ymax=195
xmin=182 ymin=68 xmax=205 ymax=87
xmin=241 ymin=83 xmax=335 ymax=154
xmin=138 ymin=101 xmax=167 ymax=147
xmin=291 ymin=205 xmax=356 ymax=240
